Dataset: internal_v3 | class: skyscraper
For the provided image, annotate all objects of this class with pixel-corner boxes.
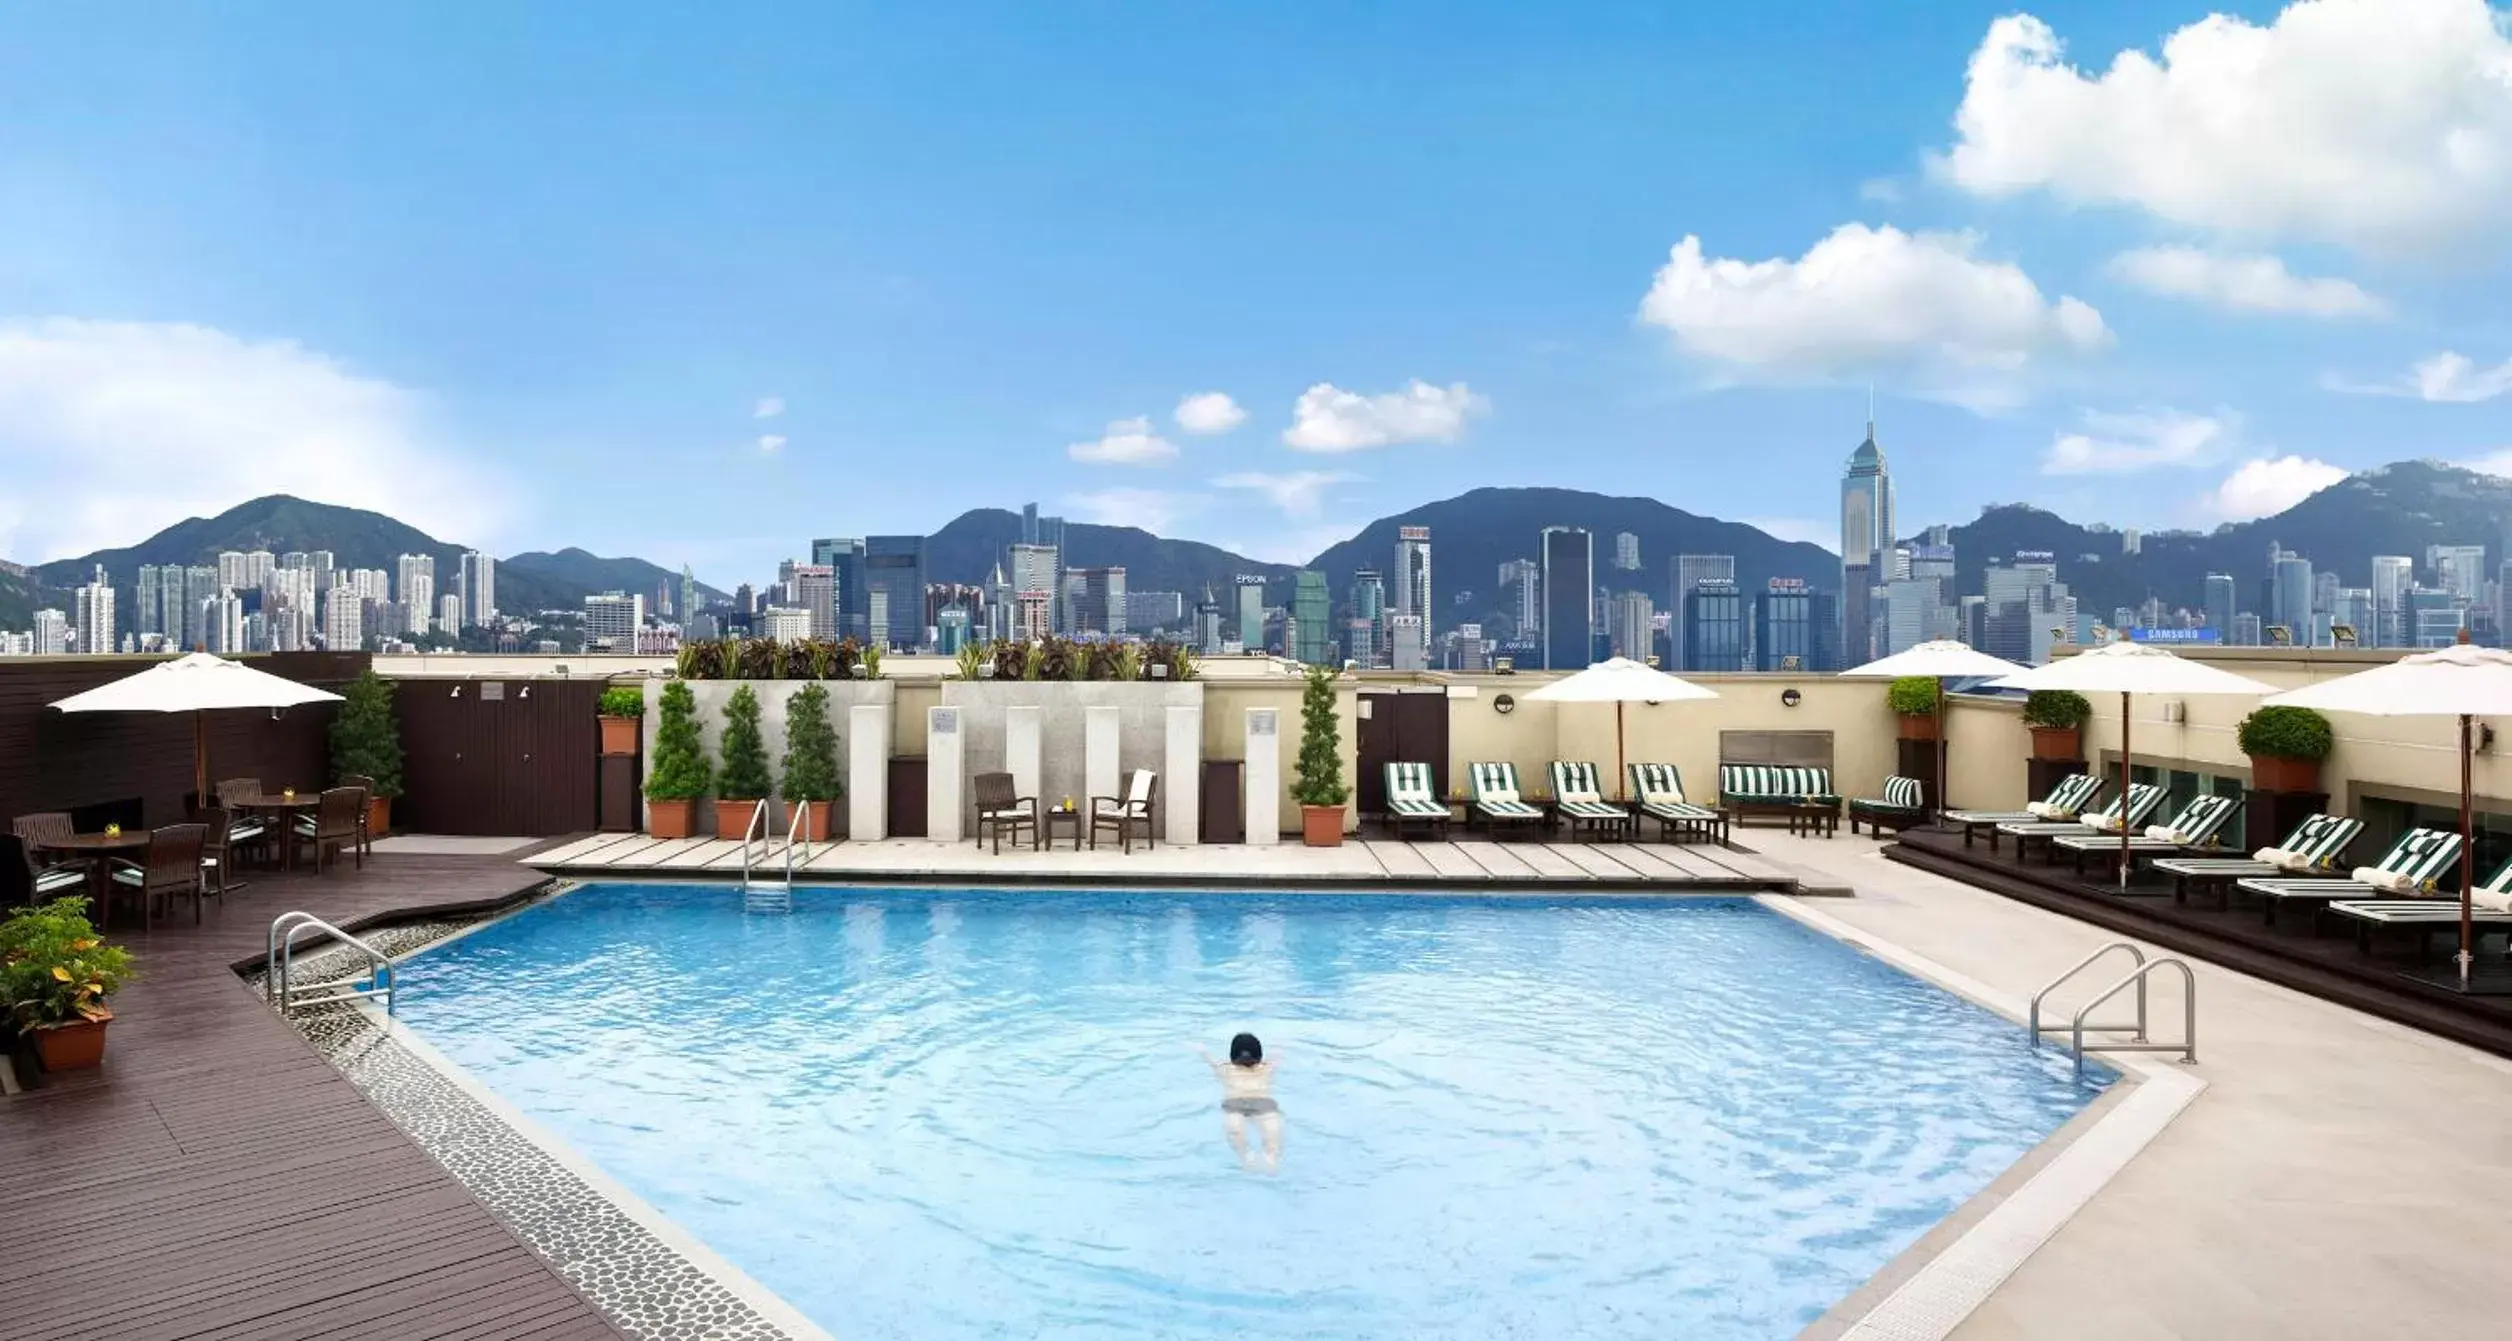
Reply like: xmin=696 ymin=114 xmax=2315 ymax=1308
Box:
xmin=1292 ymin=570 xmax=1333 ymax=665
xmin=397 ymin=555 xmax=437 ymax=635
xmin=1391 ymin=526 xmax=1432 ymax=660
xmin=1348 ymin=567 xmax=1386 ymax=666
xmin=1838 ymin=416 xmax=1895 ymax=666
xmin=1670 ymin=554 xmax=1736 ymax=669
xmin=136 ymin=565 xmax=165 ymax=638
xmin=438 ymin=593 xmax=463 ymax=635
xmin=1981 ymin=553 xmax=2068 ymax=664
xmin=1009 ymin=543 xmax=1059 ymax=619
xmin=792 ymin=565 xmax=837 ymax=639
xmin=2272 ymin=555 xmax=2315 ymax=646
xmin=458 ymin=551 xmax=496 ymax=627
xmin=1613 ymin=532 xmax=1641 ymax=572
xmin=34 ymin=608 xmax=70 ymax=655
xmin=681 ymin=566 xmax=700 ymax=622
xmin=2370 ymin=555 xmax=2413 ymax=648
xmin=1499 ymin=558 xmax=1540 ymax=637
xmin=1680 ymin=581 xmax=1745 ymax=672
xmin=583 ymin=592 xmax=644 ymax=650
xmin=811 ymin=538 xmax=866 ymax=640
xmin=1540 ymin=526 xmax=1594 ymax=671
xmin=72 ymin=567 xmax=114 ymax=655
xmin=1753 ymin=579 xmax=1837 ymax=671
xmin=863 ymin=536 xmax=927 ymax=649
xmin=2203 ymin=573 xmax=2237 ymax=640
xmin=2429 ymin=544 xmax=2487 ymax=603
xmin=1235 ymin=575 xmax=1268 ymax=651
xmin=1069 ymin=566 xmax=1126 ymax=636
xmin=323 ymin=589 xmax=364 ymax=650
xmin=1609 ymin=591 xmax=1654 ymax=663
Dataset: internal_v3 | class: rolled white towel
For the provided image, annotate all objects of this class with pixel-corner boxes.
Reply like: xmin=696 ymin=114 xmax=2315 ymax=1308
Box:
xmin=2082 ymin=812 xmax=2125 ymax=833
xmin=2025 ymin=800 xmax=2066 ymax=819
xmin=2144 ymin=824 xmax=2194 ymax=845
xmin=2254 ymin=846 xmax=2308 ymax=872
xmin=2470 ymin=888 xmax=2512 ymax=914
xmin=2353 ymin=866 xmax=2417 ymax=894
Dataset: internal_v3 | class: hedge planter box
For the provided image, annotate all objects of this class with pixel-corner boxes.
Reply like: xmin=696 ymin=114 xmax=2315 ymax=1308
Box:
xmin=2029 ymin=726 xmax=2082 ymax=761
xmin=648 ymin=799 xmax=695 ymax=839
xmin=1301 ymin=804 xmax=1345 ymax=847
xmin=2249 ymin=755 xmax=2322 ymax=794
xmin=34 ymin=1016 xmax=110 ymax=1071
xmin=717 ymin=798 xmax=767 ymax=840
xmin=599 ymin=715 xmax=641 ymax=757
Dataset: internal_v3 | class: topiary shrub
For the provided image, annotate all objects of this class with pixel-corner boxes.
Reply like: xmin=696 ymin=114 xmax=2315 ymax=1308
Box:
xmin=1886 ymin=676 xmax=1939 ymax=716
xmin=329 ymin=669 xmax=405 ymax=798
xmin=780 ymin=682 xmax=842 ymax=802
xmin=2237 ymin=705 xmax=2334 ymax=761
xmin=597 ymin=685 xmax=644 ymax=718
xmin=644 ymin=681 xmax=714 ymax=801
xmin=2022 ymin=689 xmax=2093 ymax=731
xmin=1292 ymin=664 xmax=1349 ymax=808
xmin=718 ymin=684 xmax=773 ymax=798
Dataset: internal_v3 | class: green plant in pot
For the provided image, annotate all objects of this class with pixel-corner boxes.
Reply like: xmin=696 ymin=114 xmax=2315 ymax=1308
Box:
xmin=329 ymin=669 xmax=405 ymax=836
xmin=643 ymin=680 xmax=713 ymax=838
xmin=1887 ymin=675 xmax=1940 ymax=741
xmin=2022 ymin=689 xmax=2092 ymax=761
xmin=716 ymin=683 xmax=774 ymax=839
xmin=2238 ymin=704 xmax=2334 ymax=794
xmin=781 ymin=681 xmax=844 ymax=841
xmin=1292 ymin=663 xmax=1350 ymax=846
xmin=597 ymin=684 xmax=645 ymax=757
xmin=1 ymin=898 xmax=134 ymax=1071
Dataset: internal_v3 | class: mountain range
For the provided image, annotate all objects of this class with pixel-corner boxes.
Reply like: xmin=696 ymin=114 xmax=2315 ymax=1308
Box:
xmin=6 ymin=460 xmax=2507 ymax=639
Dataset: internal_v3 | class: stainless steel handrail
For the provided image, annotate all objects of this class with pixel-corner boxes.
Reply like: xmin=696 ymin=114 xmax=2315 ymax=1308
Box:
xmin=2028 ymin=941 xmax=2147 ymax=1044
xmin=737 ymin=795 xmax=769 ymax=893
xmin=265 ymin=911 xmax=395 ymax=1017
xmin=2068 ymin=958 xmax=2197 ymax=1076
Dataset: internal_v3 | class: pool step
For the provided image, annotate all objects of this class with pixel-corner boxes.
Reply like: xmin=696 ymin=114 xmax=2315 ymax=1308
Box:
xmin=743 ymin=880 xmax=793 ymax=914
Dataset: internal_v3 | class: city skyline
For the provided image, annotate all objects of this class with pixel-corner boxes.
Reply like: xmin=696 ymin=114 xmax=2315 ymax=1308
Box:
xmin=6 ymin=2 xmax=2512 ymax=584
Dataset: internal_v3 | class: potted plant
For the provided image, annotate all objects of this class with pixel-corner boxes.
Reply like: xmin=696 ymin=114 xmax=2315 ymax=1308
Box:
xmin=781 ymin=681 xmax=843 ymax=841
xmin=597 ymin=685 xmax=644 ymax=757
xmin=329 ymin=668 xmax=404 ymax=837
xmin=644 ymin=680 xmax=713 ymax=838
xmin=1292 ymin=663 xmax=1350 ymax=846
xmin=1 ymin=898 xmax=134 ymax=1071
xmin=716 ymin=683 xmax=773 ymax=839
xmin=2238 ymin=704 xmax=2334 ymax=794
xmin=2022 ymin=689 xmax=2092 ymax=761
xmin=1887 ymin=676 xmax=1939 ymax=741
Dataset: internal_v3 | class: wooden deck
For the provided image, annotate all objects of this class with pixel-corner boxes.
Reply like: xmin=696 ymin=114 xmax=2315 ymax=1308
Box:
xmin=1892 ymin=827 xmax=2512 ymax=1059
xmin=0 ymin=849 xmax=625 ymax=1341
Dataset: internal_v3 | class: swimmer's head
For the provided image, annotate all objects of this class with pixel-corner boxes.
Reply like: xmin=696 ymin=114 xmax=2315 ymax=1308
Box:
xmin=1229 ymin=1032 xmax=1263 ymax=1067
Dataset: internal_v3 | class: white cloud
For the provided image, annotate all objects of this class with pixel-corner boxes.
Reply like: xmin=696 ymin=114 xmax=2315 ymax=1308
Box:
xmin=1212 ymin=470 xmax=1363 ymax=518
xmin=1067 ymin=415 xmax=1180 ymax=465
xmin=1282 ymin=380 xmax=1489 ymax=452
xmin=2043 ymin=408 xmax=2229 ymax=475
xmin=754 ymin=396 xmax=785 ymax=419
xmin=1741 ymin=517 xmax=1837 ymax=553
xmin=1174 ymin=391 xmax=1246 ymax=435
xmin=2328 ymin=350 xmax=2512 ymax=402
xmin=1636 ymin=225 xmax=2109 ymax=408
xmin=1062 ymin=487 xmax=1203 ymax=536
xmin=1858 ymin=177 xmax=1908 ymax=204
xmin=0 ymin=318 xmax=509 ymax=563
xmin=756 ymin=433 xmax=787 ymax=454
xmin=2105 ymin=247 xmax=2386 ymax=318
xmin=2461 ymin=448 xmax=2512 ymax=476
xmin=2210 ymin=454 xmax=2349 ymax=520
xmin=1936 ymin=3 xmax=2512 ymax=257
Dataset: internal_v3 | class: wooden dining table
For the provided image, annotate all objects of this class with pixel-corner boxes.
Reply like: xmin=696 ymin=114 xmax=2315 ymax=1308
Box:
xmin=232 ymin=792 xmax=319 ymax=870
xmin=34 ymin=831 xmax=152 ymax=927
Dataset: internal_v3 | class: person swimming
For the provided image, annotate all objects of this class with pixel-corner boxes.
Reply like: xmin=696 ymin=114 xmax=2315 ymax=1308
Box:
xmin=1199 ymin=1032 xmax=1283 ymax=1171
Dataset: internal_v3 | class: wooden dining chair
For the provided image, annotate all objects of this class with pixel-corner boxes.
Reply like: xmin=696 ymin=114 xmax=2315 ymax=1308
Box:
xmin=1089 ymin=770 xmax=1159 ymax=853
xmin=11 ymin=812 xmax=87 ymax=902
xmin=341 ymin=773 xmax=377 ymax=862
xmin=107 ymin=824 xmax=206 ymax=930
xmin=196 ymin=805 xmax=246 ymax=912
xmin=971 ymin=772 xmax=1038 ymax=854
xmin=291 ymin=787 xmax=365 ymax=874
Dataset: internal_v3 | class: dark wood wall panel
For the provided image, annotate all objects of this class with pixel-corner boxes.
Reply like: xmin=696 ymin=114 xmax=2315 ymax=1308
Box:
xmin=393 ymin=678 xmax=601 ymax=836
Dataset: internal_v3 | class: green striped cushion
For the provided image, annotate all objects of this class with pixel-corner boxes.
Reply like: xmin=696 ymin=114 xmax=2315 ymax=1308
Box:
xmin=1628 ymin=763 xmax=1685 ymax=805
xmin=1470 ymin=762 xmax=1523 ymax=804
xmin=2048 ymin=773 xmax=2101 ymax=814
xmin=1385 ymin=761 xmax=1436 ymax=804
xmin=1549 ymin=761 xmax=1606 ymax=803
xmin=1721 ymin=764 xmax=1833 ymax=801
xmin=1882 ymin=776 xmax=1924 ymax=809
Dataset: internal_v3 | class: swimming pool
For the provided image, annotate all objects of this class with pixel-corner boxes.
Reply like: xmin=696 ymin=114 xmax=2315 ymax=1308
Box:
xmin=392 ymin=884 xmax=2110 ymax=1340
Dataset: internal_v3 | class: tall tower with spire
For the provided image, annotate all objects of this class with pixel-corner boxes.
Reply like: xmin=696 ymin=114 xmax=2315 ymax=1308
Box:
xmin=1839 ymin=409 xmax=1896 ymax=667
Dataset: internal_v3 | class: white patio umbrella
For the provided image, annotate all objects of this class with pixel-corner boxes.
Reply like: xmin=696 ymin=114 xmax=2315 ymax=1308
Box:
xmin=1989 ymin=641 xmax=2277 ymax=889
xmin=1840 ymin=640 xmax=2029 ymax=822
xmin=50 ymin=653 xmax=344 ymax=807
xmin=2259 ymin=638 xmax=2512 ymax=987
xmin=1523 ymin=657 xmax=1719 ymax=800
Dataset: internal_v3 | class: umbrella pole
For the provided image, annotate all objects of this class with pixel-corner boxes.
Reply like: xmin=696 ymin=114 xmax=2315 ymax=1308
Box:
xmin=1935 ymin=677 xmax=1949 ymax=828
xmin=1615 ymin=701 xmax=1627 ymax=802
xmin=2460 ymin=714 xmax=2475 ymax=988
xmin=2119 ymin=692 xmax=2132 ymax=891
xmin=195 ymin=711 xmax=208 ymax=816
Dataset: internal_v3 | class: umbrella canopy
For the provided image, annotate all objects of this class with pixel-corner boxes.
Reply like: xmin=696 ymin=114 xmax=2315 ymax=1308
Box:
xmin=1839 ymin=639 xmax=2028 ymax=681
xmin=1522 ymin=656 xmax=1719 ymax=704
xmin=52 ymin=653 xmax=344 ymax=805
xmin=1989 ymin=642 xmax=2275 ymax=889
xmin=2260 ymin=642 xmax=2512 ymax=987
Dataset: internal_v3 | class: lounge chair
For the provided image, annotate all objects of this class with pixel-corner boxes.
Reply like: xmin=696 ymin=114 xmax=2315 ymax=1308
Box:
xmin=1993 ymin=783 xmax=2167 ymax=863
xmin=2049 ymin=792 xmax=2242 ymax=879
xmin=11 ymin=812 xmax=89 ymax=901
xmin=1947 ymin=773 xmax=2104 ymax=848
xmin=1716 ymin=765 xmax=1841 ymax=834
xmin=2233 ymin=827 xmax=2465 ymax=928
xmin=971 ymin=772 xmax=1037 ymax=853
xmin=1381 ymin=762 xmax=1452 ymax=840
xmin=2328 ymin=856 xmax=2512 ymax=956
xmin=1847 ymin=776 xmax=1929 ymax=836
xmin=1546 ymin=761 xmax=1631 ymax=841
xmin=2151 ymin=813 xmax=2364 ymax=908
xmin=1090 ymin=769 xmax=1158 ymax=852
xmin=291 ymin=787 xmax=365 ymax=874
xmin=106 ymin=824 xmax=206 ymax=931
xmin=1465 ymin=762 xmax=1545 ymax=837
xmin=1627 ymin=764 xmax=1726 ymax=844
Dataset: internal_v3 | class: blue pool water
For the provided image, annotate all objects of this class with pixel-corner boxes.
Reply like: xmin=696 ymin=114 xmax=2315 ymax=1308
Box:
xmin=394 ymin=885 xmax=2108 ymax=1340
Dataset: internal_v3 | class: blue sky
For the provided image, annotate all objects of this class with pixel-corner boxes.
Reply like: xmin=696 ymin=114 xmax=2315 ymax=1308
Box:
xmin=3 ymin=0 xmax=2508 ymax=586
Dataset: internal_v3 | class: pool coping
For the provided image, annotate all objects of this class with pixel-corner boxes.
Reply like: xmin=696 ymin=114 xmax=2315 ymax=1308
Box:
xmin=281 ymin=879 xmax=2202 ymax=1341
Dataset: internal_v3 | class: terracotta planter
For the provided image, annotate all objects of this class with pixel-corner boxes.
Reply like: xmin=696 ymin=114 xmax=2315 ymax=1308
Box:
xmin=365 ymin=795 xmax=392 ymax=839
xmin=787 ymin=799 xmax=834 ymax=842
xmin=717 ymin=798 xmax=766 ymax=840
xmin=2249 ymin=754 xmax=2322 ymax=794
xmin=33 ymin=1014 xmax=110 ymax=1071
xmin=2029 ymin=725 xmax=2082 ymax=761
xmin=1898 ymin=713 xmax=1940 ymax=741
xmin=598 ymin=715 xmax=641 ymax=757
xmin=1301 ymin=804 xmax=1345 ymax=847
xmin=648 ymin=798 xmax=694 ymax=839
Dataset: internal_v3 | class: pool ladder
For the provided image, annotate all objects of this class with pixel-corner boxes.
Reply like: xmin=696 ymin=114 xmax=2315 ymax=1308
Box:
xmin=2028 ymin=941 xmax=2197 ymax=1077
xmin=266 ymin=912 xmax=395 ymax=1018
xmin=737 ymin=800 xmax=802 ymax=914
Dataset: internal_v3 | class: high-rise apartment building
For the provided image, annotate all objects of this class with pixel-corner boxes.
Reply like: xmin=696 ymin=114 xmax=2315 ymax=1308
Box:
xmin=1234 ymin=575 xmax=1268 ymax=652
xmin=2370 ymin=555 xmax=2413 ymax=648
xmin=2429 ymin=544 xmax=2487 ymax=604
xmin=1753 ymin=579 xmax=1838 ymax=671
xmin=1680 ymin=581 xmax=1745 ymax=672
xmin=458 ymin=551 xmax=496 ymax=627
xmin=1391 ymin=526 xmax=1432 ymax=660
xmin=583 ymin=592 xmax=645 ymax=650
xmin=1609 ymin=590 xmax=1655 ymax=663
xmin=437 ymin=593 xmax=463 ymax=636
xmin=1069 ymin=566 xmax=1126 ymax=636
xmin=2203 ymin=573 xmax=2237 ymax=640
xmin=217 ymin=551 xmax=250 ymax=592
xmin=396 ymin=555 xmax=437 ymax=636
xmin=135 ymin=565 xmax=165 ymax=637
xmin=863 ymin=536 xmax=927 ymax=650
xmin=181 ymin=566 xmax=219 ymax=651
xmin=1670 ymin=554 xmax=1736 ymax=669
xmin=1613 ymin=532 xmax=1641 ymax=572
xmin=1499 ymin=558 xmax=1540 ymax=637
xmin=1292 ymin=571 xmax=1333 ymax=665
xmin=761 ymin=607 xmax=812 ymax=643
xmin=1540 ymin=526 xmax=1595 ymax=671
xmin=205 ymin=590 xmax=246 ymax=655
xmin=791 ymin=565 xmax=836 ymax=640
xmin=72 ymin=567 xmax=114 ymax=655
xmin=1349 ymin=568 xmax=1386 ymax=666
xmin=1838 ymin=417 xmax=1895 ymax=666
xmin=33 ymin=608 xmax=70 ymax=655
xmin=323 ymin=589 xmax=364 ymax=651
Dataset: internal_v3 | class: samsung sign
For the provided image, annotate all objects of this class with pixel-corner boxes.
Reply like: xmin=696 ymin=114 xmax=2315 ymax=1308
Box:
xmin=2128 ymin=627 xmax=2221 ymax=645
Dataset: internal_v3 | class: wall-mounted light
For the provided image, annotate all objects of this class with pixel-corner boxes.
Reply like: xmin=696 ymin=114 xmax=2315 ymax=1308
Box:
xmin=518 ymin=684 xmax=531 ymax=699
xmin=2484 ymin=724 xmax=2499 ymax=753
xmin=1780 ymin=688 xmax=1802 ymax=708
xmin=1493 ymin=693 xmax=1516 ymax=715
xmin=449 ymin=684 xmax=462 ymax=698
